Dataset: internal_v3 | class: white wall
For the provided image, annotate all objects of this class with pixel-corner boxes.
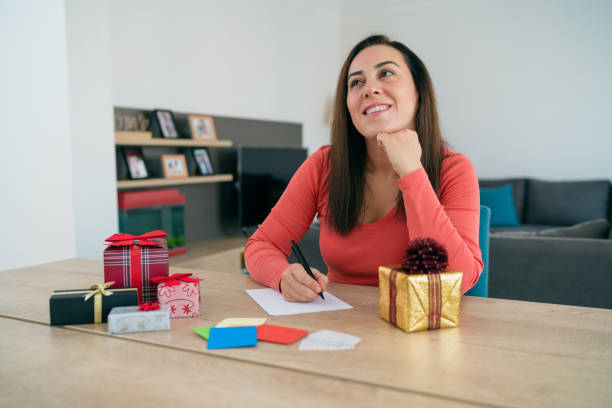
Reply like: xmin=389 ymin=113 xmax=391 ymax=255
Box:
xmin=0 ymin=0 xmax=77 ymax=271
xmin=340 ymin=0 xmax=612 ymax=179
xmin=65 ymin=0 xmax=118 ymax=261
xmin=109 ymin=0 xmax=341 ymax=153
xmin=0 ymin=0 xmax=118 ymax=271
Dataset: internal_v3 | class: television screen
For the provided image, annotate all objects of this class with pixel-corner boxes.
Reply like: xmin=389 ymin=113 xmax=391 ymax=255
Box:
xmin=238 ymin=146 xmax=307 ymax=230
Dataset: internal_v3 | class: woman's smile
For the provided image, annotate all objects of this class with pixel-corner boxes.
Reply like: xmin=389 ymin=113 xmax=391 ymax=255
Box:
xmin=363 ymin=103 xmax=392 ymax=116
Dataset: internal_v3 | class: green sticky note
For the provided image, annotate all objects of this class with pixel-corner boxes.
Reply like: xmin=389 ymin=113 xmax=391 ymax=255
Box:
xmin=193 ymin=327 xmax=211 ymax=340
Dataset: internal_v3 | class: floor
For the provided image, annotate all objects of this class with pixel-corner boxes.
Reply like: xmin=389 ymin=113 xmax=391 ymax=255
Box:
xmin=169 ymin=235 xmax=248 ymax=273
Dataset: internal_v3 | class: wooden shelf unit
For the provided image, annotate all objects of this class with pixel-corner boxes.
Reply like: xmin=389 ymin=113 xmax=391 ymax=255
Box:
xmin=115 ymin=129 xmax=234 ymax=190
xmin=117 ymin=174 xmax=234 ymax=190
xmin=115 ymin=132 xmax=233 ymax=148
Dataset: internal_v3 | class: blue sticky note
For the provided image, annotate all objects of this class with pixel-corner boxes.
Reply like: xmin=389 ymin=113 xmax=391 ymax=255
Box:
xmin=207 ymin=326 xmax=258 ymax=350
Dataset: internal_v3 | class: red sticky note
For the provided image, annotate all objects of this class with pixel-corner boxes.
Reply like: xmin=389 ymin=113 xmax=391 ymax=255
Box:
xmin=257 ymin=324 xmax=309 ymax=345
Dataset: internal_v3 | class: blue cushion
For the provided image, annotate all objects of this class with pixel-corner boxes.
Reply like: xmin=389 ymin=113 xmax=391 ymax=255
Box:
xmin=480 ymin=185 xmax=520 ymax=227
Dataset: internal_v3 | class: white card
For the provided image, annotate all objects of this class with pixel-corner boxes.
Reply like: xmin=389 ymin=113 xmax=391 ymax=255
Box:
xmin=244 ymin=288 xmax=353 ymax=316
xmin=298 ymin=329 xmax=362 ymax=351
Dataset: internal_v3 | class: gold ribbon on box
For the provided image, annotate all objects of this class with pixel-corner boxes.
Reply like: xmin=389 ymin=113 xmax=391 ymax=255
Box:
xmin=83 ymin=282 xmax=115 ymax=323
xmin=54 ymin=281 xmax=138 ymax=324
xmin=379 ymin=265 xmax=462 ymax=332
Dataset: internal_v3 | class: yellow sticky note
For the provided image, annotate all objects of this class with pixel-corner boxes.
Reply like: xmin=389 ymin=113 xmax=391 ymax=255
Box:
xmin=216 ymin=317 xmax=267 ymax=328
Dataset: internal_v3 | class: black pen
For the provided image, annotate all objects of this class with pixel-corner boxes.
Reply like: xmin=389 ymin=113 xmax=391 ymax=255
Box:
xmin=291 ymin=240 xmax=325 ymax=300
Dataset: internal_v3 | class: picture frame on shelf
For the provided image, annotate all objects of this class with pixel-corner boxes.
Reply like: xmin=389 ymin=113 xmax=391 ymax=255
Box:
xmin=161 ymin=154 xmax=188 ymax=178
xmin=191 ymin=147 xmax=215 ymax=175
xmin=153 ymin=109 xmax=180 ymax=138
xmin=121 ymin=147 xmax=149 ymax=179
xmin=188 ymin=114 xmax=217 ymax=141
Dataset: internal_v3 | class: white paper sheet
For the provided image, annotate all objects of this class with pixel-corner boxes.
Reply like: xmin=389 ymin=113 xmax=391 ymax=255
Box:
xmin=244 ymin=288 xmax=353 ymax=316
xmin=298 ymin=329 xmax=362 ymax=351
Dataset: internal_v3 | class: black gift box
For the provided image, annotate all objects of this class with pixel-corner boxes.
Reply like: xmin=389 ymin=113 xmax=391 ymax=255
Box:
xmin=49 ymin=287 xmax=138 ymax=326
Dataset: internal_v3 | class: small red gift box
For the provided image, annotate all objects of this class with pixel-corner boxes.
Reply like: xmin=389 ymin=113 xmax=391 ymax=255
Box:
xmin=151 ymin=273 xmax=202 ymax=318
xmin=103 ymin=230 xmax=169 ymax=303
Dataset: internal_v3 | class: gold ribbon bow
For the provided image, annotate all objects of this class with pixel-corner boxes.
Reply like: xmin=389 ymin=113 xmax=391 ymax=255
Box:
xmin=83 ymin=281 xmax=115 ymax=323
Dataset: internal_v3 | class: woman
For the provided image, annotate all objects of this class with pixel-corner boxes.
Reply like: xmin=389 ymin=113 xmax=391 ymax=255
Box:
xmin=245 ymin=35 xmax=483 ymax=302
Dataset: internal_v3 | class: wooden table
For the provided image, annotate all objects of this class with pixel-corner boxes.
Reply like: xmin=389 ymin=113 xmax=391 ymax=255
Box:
xmin=1 ymin=259 xmax=611 ymax=407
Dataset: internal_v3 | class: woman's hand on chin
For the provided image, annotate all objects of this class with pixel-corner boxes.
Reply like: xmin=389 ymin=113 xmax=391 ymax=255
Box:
xmin=376 ymin=129 xmax=423 ymax=177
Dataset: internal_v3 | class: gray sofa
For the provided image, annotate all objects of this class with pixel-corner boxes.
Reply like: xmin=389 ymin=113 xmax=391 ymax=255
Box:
xmin=480 ymin=178 xmax=612 ymax=309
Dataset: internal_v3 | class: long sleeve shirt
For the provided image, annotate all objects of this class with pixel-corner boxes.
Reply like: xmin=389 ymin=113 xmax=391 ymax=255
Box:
xmin=245 ymin=145 xmax=483 ymax=295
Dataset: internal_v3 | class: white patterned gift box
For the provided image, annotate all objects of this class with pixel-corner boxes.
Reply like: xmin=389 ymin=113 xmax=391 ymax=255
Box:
xmin=107 ymin=303 xmax=170 ymax=334
xmin=151 ymin=273 xmax=202 ymax=318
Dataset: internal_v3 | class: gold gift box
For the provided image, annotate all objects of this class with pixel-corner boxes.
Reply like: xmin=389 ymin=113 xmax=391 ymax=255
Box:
xmin=379 ymin=265 xmax=462 ymax=332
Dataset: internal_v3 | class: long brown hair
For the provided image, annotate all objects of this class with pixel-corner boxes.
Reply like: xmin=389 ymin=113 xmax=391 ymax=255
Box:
xmin=328 ymin=34 xmax=447 ymax=235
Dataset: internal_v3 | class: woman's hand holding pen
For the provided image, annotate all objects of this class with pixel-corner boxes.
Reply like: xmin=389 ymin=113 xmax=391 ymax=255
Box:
xmin=376 ymin=128 xmax=423 ymax=178
xmin=280 ymin=264 xmax=328 ymax=302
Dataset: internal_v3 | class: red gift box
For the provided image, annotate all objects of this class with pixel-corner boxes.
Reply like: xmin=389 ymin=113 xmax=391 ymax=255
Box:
xmin=151 ymin=273 xmax=202 ymax=318
xmin=103 ymin=230 xmax=169 ymax=303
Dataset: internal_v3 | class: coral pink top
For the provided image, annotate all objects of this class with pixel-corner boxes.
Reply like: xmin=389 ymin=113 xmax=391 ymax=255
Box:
xmin=245 ymin=145 xmax=483 ymax=295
